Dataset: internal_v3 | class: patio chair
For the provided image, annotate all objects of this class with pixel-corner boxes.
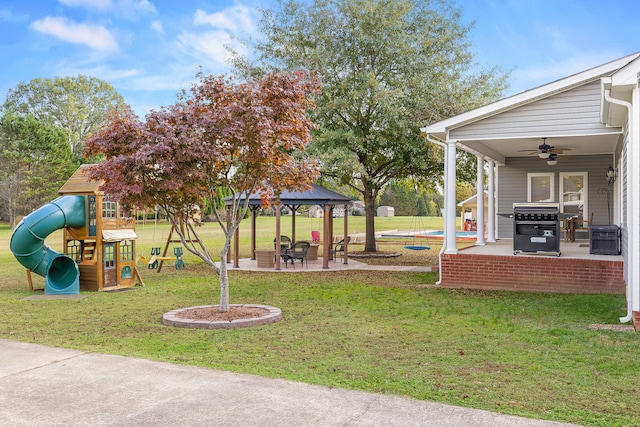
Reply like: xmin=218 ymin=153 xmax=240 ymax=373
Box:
xmin=330 ymin=236 xmax=350 ymax=262
xmin=283 ymin=241 xmax=310 ymax=269
xmin=274 ymin=235 xmax=292 ymax=252
xmin=574 ymin=212 xmax=593 ymax=238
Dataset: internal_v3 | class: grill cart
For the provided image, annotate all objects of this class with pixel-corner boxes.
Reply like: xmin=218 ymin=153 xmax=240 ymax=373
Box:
xmin=513 ymin=203 xmax=561 ymax=256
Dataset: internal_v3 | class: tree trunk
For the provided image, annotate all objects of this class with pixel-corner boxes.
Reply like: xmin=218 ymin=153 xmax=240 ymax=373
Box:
xmin=8 ymin=196 xmax=16 ymax=231
xmin=218 ymin=241 xmax=230 ymax=313
xmin=363 ymin=187 xmax=377 ymax=252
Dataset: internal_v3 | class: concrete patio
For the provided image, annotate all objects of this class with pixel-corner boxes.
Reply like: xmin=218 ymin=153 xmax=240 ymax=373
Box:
xmin=223 ymin=256 xmax=434 ymax=273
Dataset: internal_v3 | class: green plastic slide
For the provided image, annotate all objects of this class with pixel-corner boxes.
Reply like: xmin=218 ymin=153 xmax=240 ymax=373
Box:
xmin=10 ymin=196 xmax=86 ymax=295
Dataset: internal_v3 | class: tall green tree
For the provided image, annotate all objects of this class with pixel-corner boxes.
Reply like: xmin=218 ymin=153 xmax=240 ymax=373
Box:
xmin=239 ymin=0 xmax=508 ymax=251
xmin=1 ymin=75 xmax=124 ymax=157
xmin=0 ymin=114 xmax=77 ymax=228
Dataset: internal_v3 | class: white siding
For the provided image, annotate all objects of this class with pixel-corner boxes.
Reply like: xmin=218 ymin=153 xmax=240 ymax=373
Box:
xmin=451 ymin=81 xmax=613 ymax=140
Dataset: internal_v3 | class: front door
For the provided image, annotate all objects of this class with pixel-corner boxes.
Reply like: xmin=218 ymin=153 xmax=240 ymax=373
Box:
xmin=103 ymin=242 xmax=117 ymax=288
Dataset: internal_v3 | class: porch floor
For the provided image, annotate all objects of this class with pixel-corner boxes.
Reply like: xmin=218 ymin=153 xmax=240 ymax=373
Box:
xmin=459 ymin=238 xmax=622 ymax=261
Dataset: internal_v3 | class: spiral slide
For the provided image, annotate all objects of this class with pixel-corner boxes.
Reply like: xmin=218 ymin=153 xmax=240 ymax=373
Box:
xmin=10 ymin=196 xmax=86 ymax=295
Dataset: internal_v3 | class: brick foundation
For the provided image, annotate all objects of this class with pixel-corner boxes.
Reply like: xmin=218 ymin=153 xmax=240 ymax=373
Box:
xmin=440 ymin=252 xmax=625 ymax=294
xmin=634 ymin=311 xmax=640 ymax=330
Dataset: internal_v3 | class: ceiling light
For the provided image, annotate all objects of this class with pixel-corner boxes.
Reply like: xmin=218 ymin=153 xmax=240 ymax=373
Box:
xmin=547 ymin=154 xmax=557 ymax=166
xmin=538 ymin=137 xmax=553 ymax=159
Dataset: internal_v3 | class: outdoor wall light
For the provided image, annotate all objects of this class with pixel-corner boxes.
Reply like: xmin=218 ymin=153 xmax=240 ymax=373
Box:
xmin=606 ymin=165 xmax=617 ymax=185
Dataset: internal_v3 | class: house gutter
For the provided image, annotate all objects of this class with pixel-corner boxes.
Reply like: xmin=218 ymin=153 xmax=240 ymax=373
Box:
xmin=604 ymin=88 xmax=634 ymax=324
xmin=425 ymin=134 xmax=448 ymax=286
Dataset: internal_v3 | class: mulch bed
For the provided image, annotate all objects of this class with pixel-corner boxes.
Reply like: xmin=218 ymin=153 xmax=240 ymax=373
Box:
xmin=175 ymin=306 xmax=269 ymax=322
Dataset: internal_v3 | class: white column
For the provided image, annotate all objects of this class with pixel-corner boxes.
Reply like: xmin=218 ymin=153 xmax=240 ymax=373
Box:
xmin=445 ymin=140 xmax=458 ymax=254
xmin=630 ymin=87 xmax=640 ymax=315
xmin=487 ymin=159 xmax=496 ymax=242
xmin=475 ymin=155 xmax=485 ymax=246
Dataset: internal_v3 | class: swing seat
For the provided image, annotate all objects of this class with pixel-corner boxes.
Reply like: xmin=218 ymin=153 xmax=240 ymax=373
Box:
xmin=404 ymin=245 xmax=431 ymax=251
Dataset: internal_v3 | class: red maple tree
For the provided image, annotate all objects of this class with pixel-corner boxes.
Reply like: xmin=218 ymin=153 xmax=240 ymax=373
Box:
xmin=84 ymin=70 xmax=321 ymax=311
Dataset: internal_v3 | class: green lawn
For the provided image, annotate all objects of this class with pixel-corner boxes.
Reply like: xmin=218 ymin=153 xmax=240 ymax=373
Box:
xmin=0 ymin=219 xmax=638 ymax=427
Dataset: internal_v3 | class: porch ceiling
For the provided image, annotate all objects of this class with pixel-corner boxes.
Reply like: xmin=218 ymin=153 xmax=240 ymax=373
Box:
xmin=461 ymin=133 xmax=620 ymax=162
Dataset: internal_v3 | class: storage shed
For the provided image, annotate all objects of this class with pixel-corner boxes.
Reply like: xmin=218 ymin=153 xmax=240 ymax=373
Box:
xmin=377 ymin=206 xmax=395 ymax=217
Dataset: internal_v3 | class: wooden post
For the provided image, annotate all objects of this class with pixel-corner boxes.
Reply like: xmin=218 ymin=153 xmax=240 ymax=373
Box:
xmin=26 ymin=269 xmax=34 ymax=292
xmin=291 ymin=205 xmax=297 ymax=242
xmin=323 ymin=204 xmax=330 ymax=269
xmin=343 ymin=203 xmax=349 ymax=264
xmin=157 ymin=224 xmax=175 ymax=273
xmin=275 ymin=204 xmax=282 ymax=270
xmin=251 ymin=206 xmax=257 ymax=260
xmin=226 ymin=208 xmax=231 ymax=264
xmin=233 ymin=224 xmax=240 ymax=268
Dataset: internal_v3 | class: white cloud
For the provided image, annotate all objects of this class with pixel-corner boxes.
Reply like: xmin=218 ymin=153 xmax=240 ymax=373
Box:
xmin=30 ymin=16 xmax=119 ymax=52
xmin=58 ymin=0 xmax=113 ymax=10
xmin=176 ymin=5 xmax=257 ymax=68
xmin=122 ymin=0 xmax=157 ymax=14
xmin=178 ymin=30 xmax=248 ymax=69
xmin=193 ymin=5 xmax=255 ymax=33
xmin=0 ymin=8 xmax=29 ymax=22
xmin=57 ymin=0 xmax=156 ymax=15
xmin=150 ymin=20 xmax=163 ymax=33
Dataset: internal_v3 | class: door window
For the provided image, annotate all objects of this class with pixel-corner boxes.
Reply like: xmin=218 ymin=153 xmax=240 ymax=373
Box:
xmin=560 ymin=172 xmax=587 ymax=220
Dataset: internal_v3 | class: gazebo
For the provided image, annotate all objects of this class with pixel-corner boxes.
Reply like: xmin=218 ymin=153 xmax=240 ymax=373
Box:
xmin=224 ymin=183 xmax=352 ymax=269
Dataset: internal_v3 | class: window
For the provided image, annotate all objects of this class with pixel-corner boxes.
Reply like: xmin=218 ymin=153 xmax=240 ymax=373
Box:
xmin=88 ymin=195 xmax=97 ymax=236
xmin=528 ymin=173 xmax=554 ymax=202
xmin=120 ymin=240 xmax=134 ymax=261
xmin=560 ymin=172 xmax=587 ymax=219
xmin=102 ymin=197 xmax=117 ymax=218
xmin=67 ymin=240 xmax=81 ymax=262
xmin=104 ymin=243 xmax=115 ymax=269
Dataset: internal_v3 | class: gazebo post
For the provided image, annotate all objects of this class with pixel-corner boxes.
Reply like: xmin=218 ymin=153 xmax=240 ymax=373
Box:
xmin=250 ymin=206 xmax=257 ymax=260
xmin=323 ymin=204 xmax=331 ymax=269
xmin=343 ymin=203 xmax=349 ymax=264
xmin=225 ymin=207 xmax=231 ymax=264
xmin=291 ymin=205 xmax=297 ymax=242
xmin=275 ymin=204 xmax=282 ymax=270
xmin=233 ymin=225 xmax=240 ymax=268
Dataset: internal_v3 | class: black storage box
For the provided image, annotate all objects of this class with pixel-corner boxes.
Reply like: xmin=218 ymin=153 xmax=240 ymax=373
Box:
xmin=590 ymin=225 xmax=620 ymax=255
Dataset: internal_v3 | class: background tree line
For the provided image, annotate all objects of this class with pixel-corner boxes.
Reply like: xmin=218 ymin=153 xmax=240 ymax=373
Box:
xmin=0 ymin=76 xmax=122 ymax=228
xmin=0 ymin=0 xmax=509 ymax=241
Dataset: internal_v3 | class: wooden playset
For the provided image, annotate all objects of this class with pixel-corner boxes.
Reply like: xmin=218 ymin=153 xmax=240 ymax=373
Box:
xmin=58 ymin=165 xmax=144 ymax=291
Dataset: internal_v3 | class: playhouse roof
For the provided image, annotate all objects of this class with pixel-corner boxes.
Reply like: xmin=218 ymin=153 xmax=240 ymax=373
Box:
xmin=58 ymin=164 xmax=104 ymax=195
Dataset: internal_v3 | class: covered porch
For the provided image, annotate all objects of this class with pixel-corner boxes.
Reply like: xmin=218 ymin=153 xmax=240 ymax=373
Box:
xmin=422 ymin=53 xmax=638 ymax=321
xmin=440 ymin=239 xmax=624 ymax=294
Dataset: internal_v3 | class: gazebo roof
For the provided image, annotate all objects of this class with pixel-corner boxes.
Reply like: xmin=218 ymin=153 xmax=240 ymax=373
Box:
xmin=224 ymin=183 xmax=351 ymax=207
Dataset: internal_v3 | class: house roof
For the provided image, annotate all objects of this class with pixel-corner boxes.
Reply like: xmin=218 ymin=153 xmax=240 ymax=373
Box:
xmin=423 ymin=52 xmax=640 ymax=140
xmin=224 ymin=183 xmax=351 ymax=207
xmin=58 ymin=164 xmax=104 ymax=195
xmin=422 ymin=52 xmax=640 ymax=164
xmin=457 ymin=191 xmax=488 ymax=207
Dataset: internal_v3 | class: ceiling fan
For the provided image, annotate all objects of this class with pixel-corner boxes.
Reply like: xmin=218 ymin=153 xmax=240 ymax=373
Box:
xmin=518 ymin=137 xmax=572 ymax=160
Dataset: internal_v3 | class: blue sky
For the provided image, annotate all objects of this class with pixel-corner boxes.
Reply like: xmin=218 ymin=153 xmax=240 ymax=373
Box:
xmin=1 ymin=0 xmax=640 ymax=116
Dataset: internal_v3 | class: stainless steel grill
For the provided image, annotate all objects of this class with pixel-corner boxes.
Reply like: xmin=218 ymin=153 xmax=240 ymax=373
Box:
xmin=513 ymin=203 xmax=561 ymax=256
